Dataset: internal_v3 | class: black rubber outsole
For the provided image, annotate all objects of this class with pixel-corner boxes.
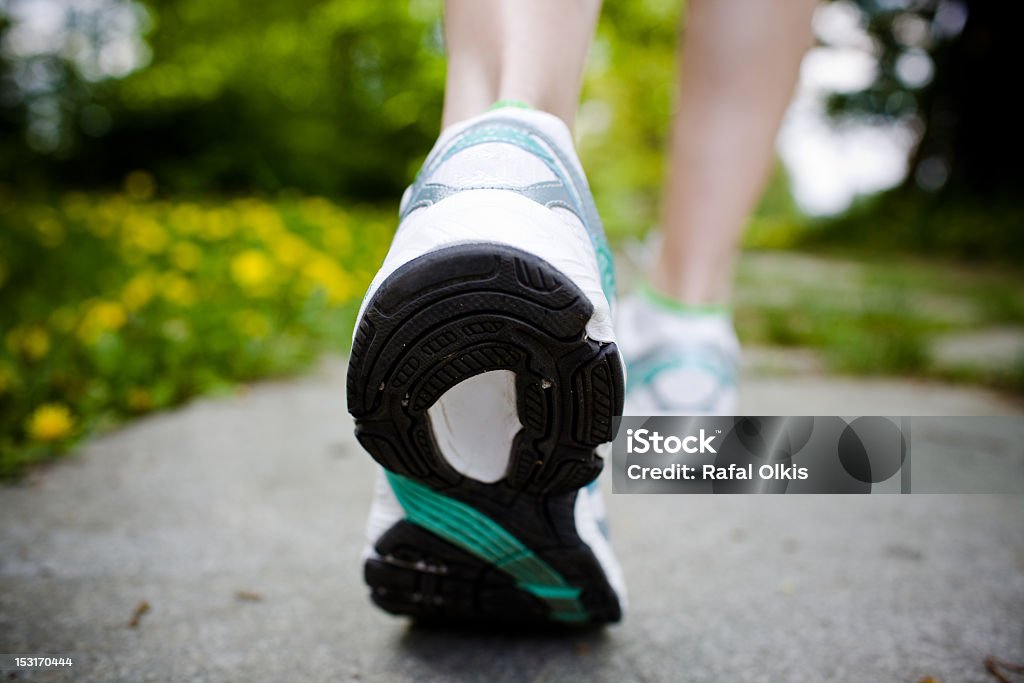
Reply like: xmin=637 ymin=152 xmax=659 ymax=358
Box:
xmin=347 ymin=242 xmax=624 ymax=626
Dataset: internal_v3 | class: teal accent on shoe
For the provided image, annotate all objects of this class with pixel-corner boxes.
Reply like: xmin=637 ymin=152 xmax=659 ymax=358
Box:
xmin=385 ymin=471 xmax=589 ymax=623
xmin=638 ymin=283 xmax=731 ymax=317
xmin=488 ymin=99 xmax=533 ymax=111
xmin=628 ymin=355 xmax=736 ymax=391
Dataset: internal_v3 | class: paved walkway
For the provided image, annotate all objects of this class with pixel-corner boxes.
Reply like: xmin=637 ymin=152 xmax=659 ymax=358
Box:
xmin=1 ymin=356 xmax=1022 ymax=682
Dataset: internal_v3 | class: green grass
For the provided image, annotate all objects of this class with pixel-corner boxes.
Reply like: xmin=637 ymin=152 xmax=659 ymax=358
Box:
xmin=734 ymin=250 xmax=1024 ymax=391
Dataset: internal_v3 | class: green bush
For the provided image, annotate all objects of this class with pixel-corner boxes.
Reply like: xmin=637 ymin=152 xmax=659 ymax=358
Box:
xmin=0 ymin=186 xmax=392 ymax=476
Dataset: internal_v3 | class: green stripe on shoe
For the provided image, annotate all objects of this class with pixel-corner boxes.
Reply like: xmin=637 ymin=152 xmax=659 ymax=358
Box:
xmin=488 ymin=99 xmax=533 ymax=111
xmin=638 ymin=282 xmax=731 ymax=317
xmin=385 ymin=471 xmax=589 ymax=623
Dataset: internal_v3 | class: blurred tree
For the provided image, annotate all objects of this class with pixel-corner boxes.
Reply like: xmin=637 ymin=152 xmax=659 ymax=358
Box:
xmin=826 ymin=0 xmax=1022 ymax=198
xmin=814 ymin=0 xmax=1024 ymax=260
xmin=1 ymin=0 xmax=447 ymax=198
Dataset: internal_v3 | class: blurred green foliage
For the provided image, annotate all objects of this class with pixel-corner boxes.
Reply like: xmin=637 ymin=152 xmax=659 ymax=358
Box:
xmin=2 ymin=0 xmax=754 ymax=235
xmin=0 ymin=188 xmax=389 ymax=476
xmin=2 ymin=0 xmax=807 ymax=238
xmin=804 ymin=191 xmax=1024 ymax=262
xmin=579 ymin=0 xmax=678 ymax=238
xmin=2 ymin=0 xmax=447 ymax=197
xmin=734 ymin=251 xmax=1024 ymax=388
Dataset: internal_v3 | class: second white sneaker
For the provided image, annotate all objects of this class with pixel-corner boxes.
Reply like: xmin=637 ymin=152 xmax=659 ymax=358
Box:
xmin=617 ymin=288 xmax=740 ymax=416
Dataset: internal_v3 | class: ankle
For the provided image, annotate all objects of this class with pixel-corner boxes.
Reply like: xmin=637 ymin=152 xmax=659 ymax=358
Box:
xmin=639 ymin=280 xmax=732 ymax=317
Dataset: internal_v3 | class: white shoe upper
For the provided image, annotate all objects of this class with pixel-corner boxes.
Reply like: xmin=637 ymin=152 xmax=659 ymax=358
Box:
xmin=355 ymin=107 xmax=617 ymax=346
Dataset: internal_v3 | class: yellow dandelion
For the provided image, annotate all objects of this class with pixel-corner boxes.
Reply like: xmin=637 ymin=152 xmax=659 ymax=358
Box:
xmin=170 ymin=242 xmax=203 ymax=271
xmin=122 ymin=215 xmax=169 ymax=254
xmin=97 ymin=195 xmax=129 ymax=223
xmin=241 ymin=203 xmax=285 ymax=241
xmin=231 ymin=249 xmax=273 ymax=290
xmin=26 ymin=403 xmax=75 ymax=442
xmin=6 ymin=326 xmax=51 ymax=361
xmin=91 ymin=301 xmax=127 ymax=329
xmin=198 ymin=208 xmax=237 ymax=241
xmin=121 ymin=272 xmax=157 ymax=311
xmin=304 ymin=255 xmax=355 ymax=304
xmin=169 ymin=203 xmax=203 ymax=236
xmin=160 ymin=272 xmax=198 ymax=307
xmin=324 ymin=226 xmax=351 ymax=254
xmin=78 ymin=300 xmax=127 ymax=342
xmin=25 ymin=327 xmax=51 ymax=360
xmin=272 ymin=233 xmax=311 ymax=268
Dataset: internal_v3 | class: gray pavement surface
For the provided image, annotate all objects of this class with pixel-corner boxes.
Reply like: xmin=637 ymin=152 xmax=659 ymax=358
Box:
xmin=2 ymin=356 xmax=1023 ymax=683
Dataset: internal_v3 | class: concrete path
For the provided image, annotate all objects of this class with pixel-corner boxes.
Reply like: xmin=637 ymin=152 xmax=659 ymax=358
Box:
xmin=1 ymin=356 xmax=1022 ymax=683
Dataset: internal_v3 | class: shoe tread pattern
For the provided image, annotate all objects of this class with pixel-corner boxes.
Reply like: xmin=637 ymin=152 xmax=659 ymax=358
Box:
xmin=348 ymin=243 xmax=623 ymax=625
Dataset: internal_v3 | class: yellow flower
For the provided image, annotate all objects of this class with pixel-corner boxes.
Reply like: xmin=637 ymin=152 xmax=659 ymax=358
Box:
xmin=271 ymin=233 xmax=311 ymax=268
xmin=231 ymin=249 xmax=273 ymax=290
xmin=26 ymin=329 xmax=51 ymax=359
xmin=170 ymin=242 xmax=203 ymax=271
xmin=121 ymin=272 xmax=157 ymax=311
xmin=198 ymin=208 xmax=237 ymax=241
xmin=122 ymin=214 xmax=169 ymax=254
xmin=303 ymin=255 xmax=355 ymax=304
xmin=6 ymin=326 xmax=50 ymax=360
xmin=169 ymin=203 xmax=203 ymax=236
xmin=26 ymin=403 xmax=75 ymax=441
xmin=240 ymin=203 xmax=285 ymax=241
xmin=78 ymin=300 xmax=127 ymax=342
xmin=160 ymin=272 xmax=198 ymax=306
xmin=92 ymin=301 xmax=126 ymax=329
xmin=324 ymin=226 xmax=351 ymax=254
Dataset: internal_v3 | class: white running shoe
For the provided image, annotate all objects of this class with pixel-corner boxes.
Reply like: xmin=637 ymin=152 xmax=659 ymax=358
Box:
xmin=617 ymin=289 xmax=740 ymax=416
xmin=347 ymin=106 xmax=626 ymax=625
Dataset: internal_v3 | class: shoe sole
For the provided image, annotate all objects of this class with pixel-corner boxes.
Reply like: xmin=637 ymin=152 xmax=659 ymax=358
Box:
xmin=347 ymin=242 xmax=624 ymax=625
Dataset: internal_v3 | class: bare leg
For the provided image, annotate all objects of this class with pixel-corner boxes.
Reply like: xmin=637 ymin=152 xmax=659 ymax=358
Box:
xmin=652 ymin=0 xmax=817 ymax=305
xmin=441 ymin=0 xmax=602 ymax=129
